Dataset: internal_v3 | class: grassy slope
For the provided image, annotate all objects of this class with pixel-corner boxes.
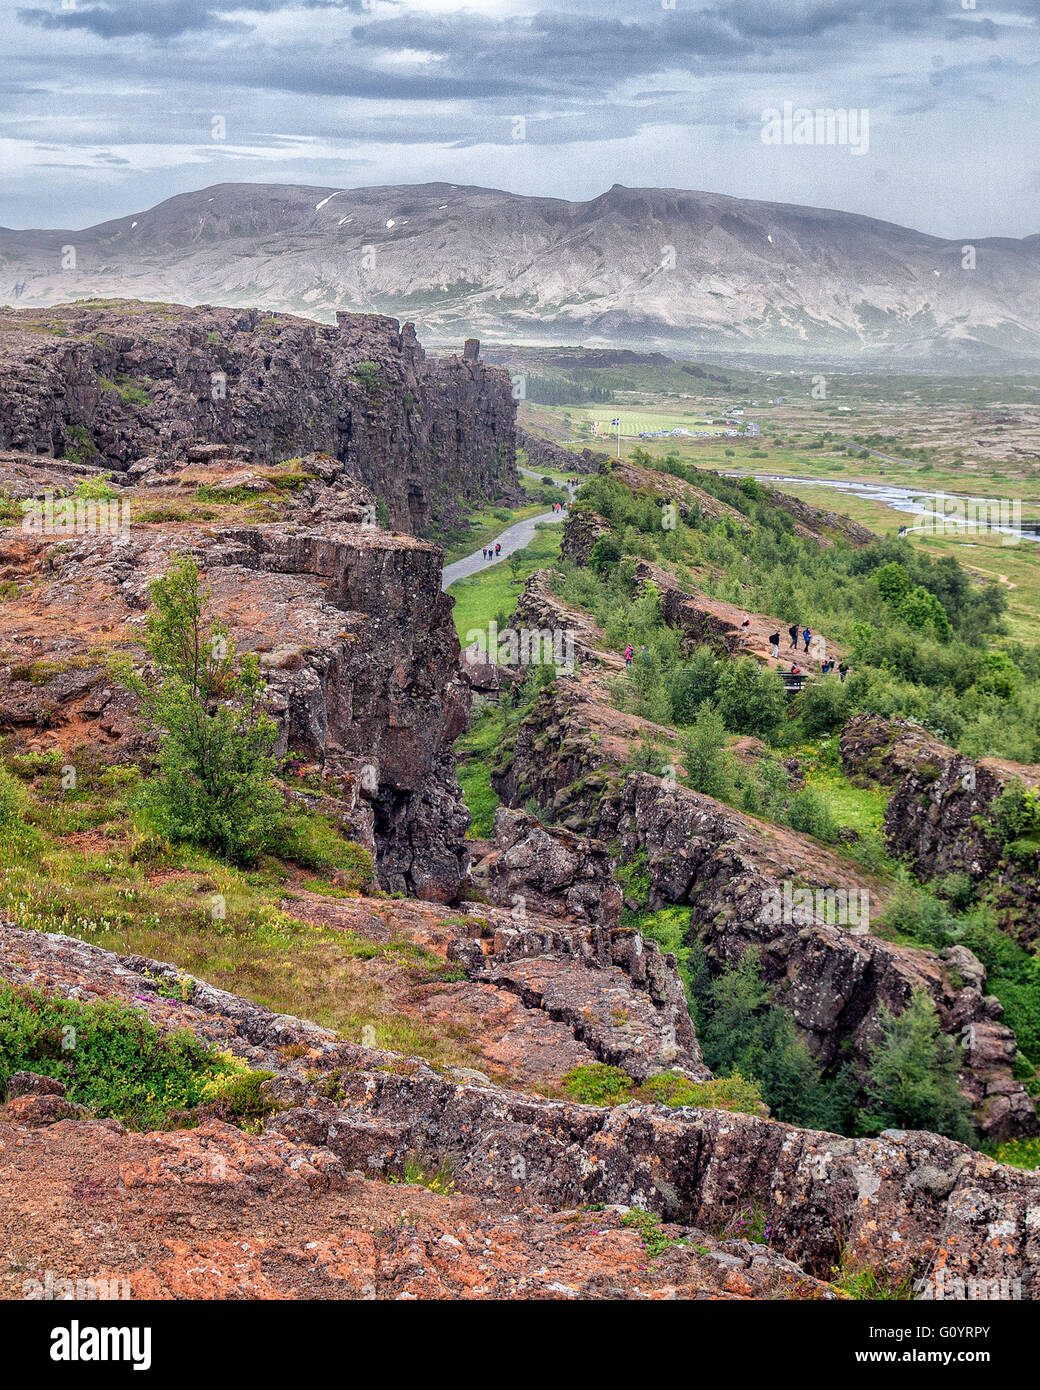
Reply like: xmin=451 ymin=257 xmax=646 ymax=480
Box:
xmin=0 ymin=765 xmax=477 ymax=1068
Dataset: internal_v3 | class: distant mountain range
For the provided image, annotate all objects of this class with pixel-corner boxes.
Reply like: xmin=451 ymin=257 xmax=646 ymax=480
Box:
xmin=3 ymin=181 xmax=1040 ymax=361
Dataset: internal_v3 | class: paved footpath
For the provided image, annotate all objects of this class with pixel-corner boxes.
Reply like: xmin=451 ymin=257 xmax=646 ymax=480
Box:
xmin=441 ymin=470 xmax=577 ymax=591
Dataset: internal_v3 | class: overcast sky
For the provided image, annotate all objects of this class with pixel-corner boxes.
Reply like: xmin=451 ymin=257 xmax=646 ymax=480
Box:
xmin=2 ymin=0 xmax=1038 ymax=236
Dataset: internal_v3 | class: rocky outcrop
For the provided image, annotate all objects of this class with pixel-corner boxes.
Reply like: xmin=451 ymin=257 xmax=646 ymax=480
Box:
xmin=505 ymin=569 xmax=612 ymax=671
xmin=884 ymin=751 xmax=1004 ymax=883
xmin=637 ymin=559 xmax=838 ymax=670
xmin=482 ymin=806 xmax=623 ymax=928
xmin=459 ymin=642 xmax=523 ymax=699
xmin=600 ymin=458 xmax=750 ymax=530
xmin=273 ymin=1059 xmax=1040 ymax=1293
xmin=490 ymin=677 xmax=638 ymax=817
xmin=559 ymin=509 xmax=613 ymax=566
xmin=447 ymin=910 xmax=708 ymax=1082
xmin=0 ymin=515 xmax=471 ymax=900
xmin=518 ymin=427 xmax=608 ymax=475
xmin=0 ymin=300 xmax=520 ymax=535
xmin=0 ymin=449 xmax=107 ymax=499
xmin=884 ymin=752 xmax=1040 ymax=942
xmin=840 ymin=715 xmax=1040 ymax=940
xmin=0 ymin=1109 xmax=840 ymax=1300
xmin=840 ymin=712 xmax=954 ymax=786
xmin=3 ymin=925 xmax=1038 ymax=1297
xmin=588 ymin=772 xmax=1036 ymax=1141
xmin=495 ymin=680 xmax=1035 ymax=1140
xmin=763 ymin=486 xmax=876 ymax=548
xmin=0 ymin=883 xmax=702 ymax=1100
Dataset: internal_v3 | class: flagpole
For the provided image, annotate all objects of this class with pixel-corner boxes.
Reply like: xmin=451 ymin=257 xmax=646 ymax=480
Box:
xmin=616 ymin=417 xmax=621 ymax=458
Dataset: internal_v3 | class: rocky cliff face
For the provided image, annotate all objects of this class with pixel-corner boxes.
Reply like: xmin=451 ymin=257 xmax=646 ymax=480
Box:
xmin=591 ymin=773 xmax=1036 ymax=1142
xmin=489 ymin=677 xmax=1036 ymax=1141
xmin=0 ymin=301 xmax=519 ymax=535
xmin=3 ymin=926 xmax=1038 ymax=1298
xmin=0 ymin=509 xmax=471 ymax=900
xmin=517 ymin=428 xmax=607 ymax=476
xmin=841 ymin=714 xmax=1040 ymax=943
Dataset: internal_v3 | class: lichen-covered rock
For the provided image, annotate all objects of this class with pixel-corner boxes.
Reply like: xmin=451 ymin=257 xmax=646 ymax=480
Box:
xmin=447 ymin=896 xmax=707 ymax=1083
xmin=505 ymin=569 xmax=611 ymax=672
xmin=484 ymin=806 xmax=622 ymax=927
xmin=840 ymin=712 xmax=954 ymax=787
xmin=5 ymin=1071 xmax=66 ymax=1099
xmin=841 ymin=715 xmax=1040 ymax=941
xmin=271 ymin=1060 xmax=1040 ymax=1294
xmin=0 ymin=1109 xmax=840 ymax=1300
xmin=3 ymin=922 xmax=1037 ymax=1297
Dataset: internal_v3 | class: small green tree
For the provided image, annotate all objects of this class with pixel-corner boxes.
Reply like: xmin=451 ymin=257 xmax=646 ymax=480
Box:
xmin=691 ymin=946 xmax=849 ymax=1131
xmin=117 ymin=553 xmax=285 ymax=864
xmin=972 ymin=650 xmax=1019 ymax=700
xmin=797 ymin=676 xmax=851 ymax=737
xmin=899 ymin=585 xmax=951 ymax=640
xmin=682 ymin=702 xmax=734 ymax=800
xmin=992 ymin=777 xmax=1040 ymax=849
xmin=588 ymin=534 xmax=623 ymax=574
xmin=859 ymin=989 xmax=975 ymax=1143
xmin=715 ymin=656 xmax=786 ymax=738
xmin=875 ymin=561 xmax=911 ymax=603
xmin=668 ymin=646 xmax=719 ymax=724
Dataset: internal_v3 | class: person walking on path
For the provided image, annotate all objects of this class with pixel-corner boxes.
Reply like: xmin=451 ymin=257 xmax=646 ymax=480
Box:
xmin=495 ymin=542 xmax=501 ymax=556
xmin=802 ymin=626 xmax=812 ymax=653
xmin=769 ymin=631 xmax=780 ymax=659
xmin=839 ymin=662 xmax=849 ymax=682
xmin=624 ymin=644 xmax=634 ymax=666
xmin=788 ymin=623 xmax=799 ymax=650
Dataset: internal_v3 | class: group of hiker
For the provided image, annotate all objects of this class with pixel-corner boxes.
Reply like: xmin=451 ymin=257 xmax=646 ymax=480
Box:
xmin=550 ymin=501 xmax=568 ymax=514
xmin=761 ymin=623 xmax=849 ymax=681
xmin=481 ymin=542 xmax=502 ymax=561
xmin=618 ymin=607 xmax=852 ymax=684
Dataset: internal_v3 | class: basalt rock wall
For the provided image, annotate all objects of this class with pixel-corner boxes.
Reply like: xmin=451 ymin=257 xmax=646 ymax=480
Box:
xmin=491 ymin=678 xmax=1036 ymax=1140
xmin=0 ymin=301 xmax=519 ymax=534
xmin=0 ymin=518 xmax=471 ymax=900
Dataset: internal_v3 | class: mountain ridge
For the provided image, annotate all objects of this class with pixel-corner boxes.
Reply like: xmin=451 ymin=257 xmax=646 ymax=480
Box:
xmin=4 ymin=180 xmax=1040 ymax=360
